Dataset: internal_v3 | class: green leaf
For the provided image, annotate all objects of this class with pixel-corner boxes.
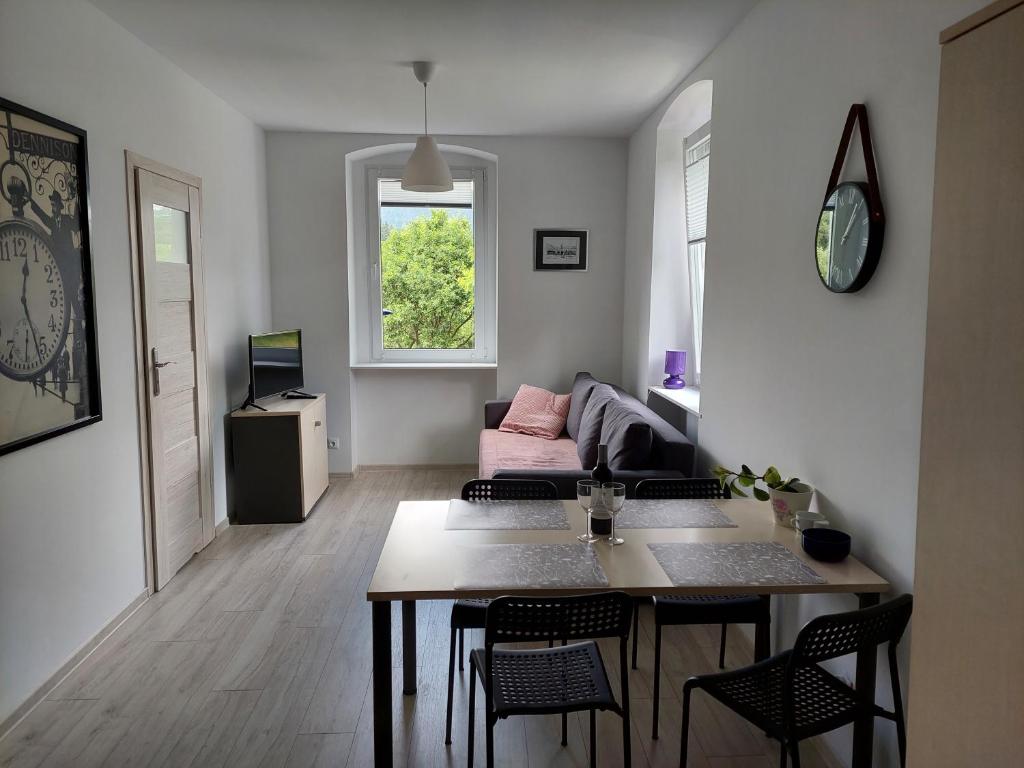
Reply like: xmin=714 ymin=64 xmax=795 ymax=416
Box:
xmin=741 ymin=464 xmax=753 ymax=476
xmin=753 ymin=487 xmax=770 ymax=501
xmin=738 ymin=473 xmax=755 ymax=487
xmin=763 ymin=466 xmax=782 ymax=487
xmin=729 ymin=481 xmax=748 ymax=498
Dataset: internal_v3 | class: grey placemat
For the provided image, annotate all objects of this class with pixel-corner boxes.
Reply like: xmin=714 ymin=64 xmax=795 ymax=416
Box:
xmin=615 ymin=499 xmax=737 ymax=529
xmin=445 ymin=500 xmax=570 ymax=530
xmin=647 ymin=542 xmax=825 ymax=587
xmin=454 ymin=543 xmax=609 ymax=589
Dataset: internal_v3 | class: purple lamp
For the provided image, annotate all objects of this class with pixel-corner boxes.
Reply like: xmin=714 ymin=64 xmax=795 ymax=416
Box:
xmin=663 ymin=350 xmax=686 ymax=389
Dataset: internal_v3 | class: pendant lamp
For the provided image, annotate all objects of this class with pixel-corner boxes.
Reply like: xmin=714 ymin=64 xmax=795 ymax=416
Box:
xmin=401 ymin=61 xmax=453 ymax=192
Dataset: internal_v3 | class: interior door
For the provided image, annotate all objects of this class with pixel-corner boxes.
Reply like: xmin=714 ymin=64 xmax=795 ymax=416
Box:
xmin=136 ymin=167 xmax=213 ymax=589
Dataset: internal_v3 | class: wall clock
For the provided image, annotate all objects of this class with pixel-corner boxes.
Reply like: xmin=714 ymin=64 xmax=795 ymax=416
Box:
xmin=0 ymin=218 xmax=69 ymax=380
xmin=815 ymin=104 xmax=885 ymax=293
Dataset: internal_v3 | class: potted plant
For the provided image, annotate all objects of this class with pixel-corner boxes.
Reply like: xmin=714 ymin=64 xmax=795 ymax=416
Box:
xmin=712 ymin=464 xmax=814 ymax=528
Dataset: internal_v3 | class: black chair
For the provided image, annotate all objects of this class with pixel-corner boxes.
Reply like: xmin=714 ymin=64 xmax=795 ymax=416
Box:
xmin=680 ymin=594 xmax=913 ymax=768
xmin=467 ymin=592 xmax=634 ymax=768
xmin=461 ymin=478 xmax=560 ymax=502
xmin=631 ymin=478 xmax=772 ymax=739
xmin=444 ymin=478 xmax=560 ymax=744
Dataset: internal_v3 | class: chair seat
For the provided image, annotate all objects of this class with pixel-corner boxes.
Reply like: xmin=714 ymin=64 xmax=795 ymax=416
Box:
xmin=452 ymin=598 xmax=491 ymax=629
xmin=469 ymin=642 xmax=618 ymax=718
xmin=654 ymin=593 xmax=767 ymax=625
xmin=695 ymin=651 xmax=880 ymax=740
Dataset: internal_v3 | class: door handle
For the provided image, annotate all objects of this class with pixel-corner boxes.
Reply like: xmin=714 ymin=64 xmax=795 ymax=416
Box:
xmin=151 ymin=348 xmax=176 ymax=396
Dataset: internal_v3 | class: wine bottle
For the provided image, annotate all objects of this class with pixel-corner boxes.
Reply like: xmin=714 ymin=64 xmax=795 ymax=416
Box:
xmin=590 ymin=444 xmax=613 ymax=535
xmin=591 ymin=444 xmax=613 ymax=482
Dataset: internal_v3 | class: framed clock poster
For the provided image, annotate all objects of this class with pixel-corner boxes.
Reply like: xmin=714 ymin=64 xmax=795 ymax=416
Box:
xmin=0 ymin=97 xmax=101 ymax=457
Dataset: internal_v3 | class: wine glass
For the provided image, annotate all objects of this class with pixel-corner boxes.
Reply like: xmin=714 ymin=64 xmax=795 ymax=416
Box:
xmin=576 ymin=480 xmax=602 ymax=543
xmin=603 ymin=482 xmax=626 ymax=545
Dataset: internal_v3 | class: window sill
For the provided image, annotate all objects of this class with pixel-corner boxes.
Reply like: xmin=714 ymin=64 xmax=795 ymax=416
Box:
xmin=648 ymin=385 xmax=700 ymax=416
xmin=350 ymin=362 xmax=498 ymax=371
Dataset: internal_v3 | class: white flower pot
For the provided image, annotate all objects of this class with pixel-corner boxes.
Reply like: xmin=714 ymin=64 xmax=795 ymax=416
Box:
xmin=768 ymin=483 xmax=814 ymax=528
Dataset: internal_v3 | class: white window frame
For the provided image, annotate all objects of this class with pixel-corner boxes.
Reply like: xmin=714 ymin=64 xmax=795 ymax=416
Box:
xmin=364 ymin=166 xmax=495 ymax=364
xmin=683 ymin=123 xmax=710 ymax=384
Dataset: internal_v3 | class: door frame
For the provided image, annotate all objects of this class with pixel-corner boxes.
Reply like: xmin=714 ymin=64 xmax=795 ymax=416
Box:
xmin=124 ymin=151 xmax=214 ymax=593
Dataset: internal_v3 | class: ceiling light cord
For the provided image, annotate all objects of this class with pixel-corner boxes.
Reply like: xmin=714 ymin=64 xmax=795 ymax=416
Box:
xmin=423 ymin=83 xmax=428 ymax=136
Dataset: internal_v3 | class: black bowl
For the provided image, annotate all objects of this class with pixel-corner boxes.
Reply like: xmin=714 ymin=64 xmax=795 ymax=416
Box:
xmin=801 ymin=528 xmax=851 ymax=562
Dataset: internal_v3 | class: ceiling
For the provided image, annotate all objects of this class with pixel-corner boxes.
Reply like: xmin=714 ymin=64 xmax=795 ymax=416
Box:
xmin=88 ymin=0 xmax=754 ymax=137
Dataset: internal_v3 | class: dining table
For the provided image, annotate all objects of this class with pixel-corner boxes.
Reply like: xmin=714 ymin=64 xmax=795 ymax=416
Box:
xmin=366 ymin=497 xmax=890 ymax=767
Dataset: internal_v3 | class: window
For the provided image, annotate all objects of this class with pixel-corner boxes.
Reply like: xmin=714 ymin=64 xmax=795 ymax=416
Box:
xmin=684 ymin=125 xmax=710 ymax=382
xmin=364 ymin=166 xmax=494 ymax=363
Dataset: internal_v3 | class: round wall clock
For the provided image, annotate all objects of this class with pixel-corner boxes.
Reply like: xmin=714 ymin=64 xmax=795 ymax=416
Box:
xmin=816 ymin=104 xmax=885 ymax=293
xmin=0 ymin=218 xmax=69 ymax=380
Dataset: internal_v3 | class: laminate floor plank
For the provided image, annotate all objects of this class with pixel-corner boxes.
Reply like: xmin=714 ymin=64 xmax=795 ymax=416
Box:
xmin=0 ymin=469 xmax=843 ymax=768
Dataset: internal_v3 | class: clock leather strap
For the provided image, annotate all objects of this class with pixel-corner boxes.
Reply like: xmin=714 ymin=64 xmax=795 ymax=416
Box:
xmin=826 ymin=104 xmax=885 ymax=223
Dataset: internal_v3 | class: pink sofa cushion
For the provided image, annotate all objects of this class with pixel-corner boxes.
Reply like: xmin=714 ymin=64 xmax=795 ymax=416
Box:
xmin=498 ymin=384 xmax=571 ymax=439
xmin=479 ymin=429 xmax=581 ymax=479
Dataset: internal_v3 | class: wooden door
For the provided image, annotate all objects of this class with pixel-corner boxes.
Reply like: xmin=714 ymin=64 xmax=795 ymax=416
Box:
xmin=135 ymin=167 xmax=213 ymax=590
xmin=907 ymin=2 xmax=1024 ymax=764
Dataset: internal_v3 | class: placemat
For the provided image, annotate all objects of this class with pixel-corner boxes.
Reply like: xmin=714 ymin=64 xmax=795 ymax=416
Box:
xmin=615 ymin=499 xmax=736 ymax=529
xmin=445 ymin=500 xmax=570 ymax=530
xmin=454 ymin=543 xmax=609 ymax=590
xmin=647 ymin=542 xmax=825 ymax=587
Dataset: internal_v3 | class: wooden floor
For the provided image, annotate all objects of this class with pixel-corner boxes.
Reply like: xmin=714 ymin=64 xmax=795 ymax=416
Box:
xmin=0 ymin=469 xmax=840 ymax=768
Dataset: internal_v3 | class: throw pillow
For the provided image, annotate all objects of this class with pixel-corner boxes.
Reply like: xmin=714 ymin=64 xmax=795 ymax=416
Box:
xmin=600 ymin=398 xmax=654 ymax=470
xmin=565 ymin=372 xmax=600 ymax=441
xmin=498 ymin=384 xmax=571 ymax=440
xmin=575 ymin=384 xmax=619 ymax=469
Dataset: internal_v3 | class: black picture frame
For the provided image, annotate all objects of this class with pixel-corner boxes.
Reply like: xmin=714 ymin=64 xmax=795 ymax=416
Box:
xmin=534 ymin=229 xmax=588 ymax=271
xmin=0 ymin=97 xmax=102 ymax=457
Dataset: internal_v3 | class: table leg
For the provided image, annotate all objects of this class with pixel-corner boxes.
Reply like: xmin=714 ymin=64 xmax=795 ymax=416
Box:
xmin=754 ymin=595 xmax=771 ymax=662
xmin=402 ymin=600 xmax=417 ymax=695
xmin=852 ymin=592 xmax=881 ymax=768
xmin=372 ymin=601 xmax=393 ymax=768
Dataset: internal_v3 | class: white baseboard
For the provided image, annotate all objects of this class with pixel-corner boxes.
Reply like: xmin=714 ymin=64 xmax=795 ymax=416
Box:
xmin=0 ymin=589 xmax=150 ymax=742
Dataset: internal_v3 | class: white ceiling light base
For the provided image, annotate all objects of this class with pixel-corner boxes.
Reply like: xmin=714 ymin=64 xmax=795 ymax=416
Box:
xmin=401 ymin=60 xmax=453 ymax=193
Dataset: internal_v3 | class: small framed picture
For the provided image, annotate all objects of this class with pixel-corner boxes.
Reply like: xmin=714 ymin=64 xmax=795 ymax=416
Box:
xmin=534 ymin=229 xmax=588 ymax=271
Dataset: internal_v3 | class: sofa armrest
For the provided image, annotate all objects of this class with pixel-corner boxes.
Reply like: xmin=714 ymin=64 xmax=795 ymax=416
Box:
xmin=484 ymin=399 xmax=513 ymax=429
xmin=492 ymin=468 xmax=686 ymax=500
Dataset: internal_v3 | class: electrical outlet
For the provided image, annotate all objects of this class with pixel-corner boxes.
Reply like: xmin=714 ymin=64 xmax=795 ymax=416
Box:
xmin=327 ymin=437 xmax=340 ymax=450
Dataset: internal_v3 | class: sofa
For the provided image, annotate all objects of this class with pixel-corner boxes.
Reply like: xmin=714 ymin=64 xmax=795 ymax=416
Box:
xmin=479 ymin=372 xmax=695 ymax=498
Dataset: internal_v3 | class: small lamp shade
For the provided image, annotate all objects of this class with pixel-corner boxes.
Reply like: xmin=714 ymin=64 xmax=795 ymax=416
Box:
xmin=401 ymin=136 xmax=453 ymax=192
xmin=663 ymin=350 xmax=686 ymax=389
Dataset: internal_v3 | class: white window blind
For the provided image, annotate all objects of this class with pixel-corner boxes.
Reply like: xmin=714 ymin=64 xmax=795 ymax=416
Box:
xmin=684 ymin=130 xmax=710 ymax=381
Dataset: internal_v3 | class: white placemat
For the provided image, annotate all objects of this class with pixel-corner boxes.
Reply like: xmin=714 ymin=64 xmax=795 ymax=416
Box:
xmin=615 ymin=499 xmax=736 ymax=529
xmin=445 ymin=500 xmax=570 ymax=530
xmin=648 ymin=542 xmax=825 ymax=587
xmin=454 ymin=543 xmax=609 ymax=589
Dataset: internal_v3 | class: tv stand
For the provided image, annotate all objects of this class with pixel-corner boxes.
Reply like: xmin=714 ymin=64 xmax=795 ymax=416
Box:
xmin=282 ymin=390 xmax=317 ymax=400
xmin=230 ymin=394 xmax=329 ymax=523
xmin=240 ymin=394 xmax=268 ymax=411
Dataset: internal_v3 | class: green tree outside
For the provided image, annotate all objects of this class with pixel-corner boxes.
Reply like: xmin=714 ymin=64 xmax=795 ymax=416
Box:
xmin=380 ymin=209 xmax=475 ymax=349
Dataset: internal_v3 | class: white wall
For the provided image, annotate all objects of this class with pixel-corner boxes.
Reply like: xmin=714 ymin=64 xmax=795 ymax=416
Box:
xmin=0 ymin=0 xmax=270 ymax=724
xmin=266 ymin=132 xmax=627 ymax=470
xmin=622 ymin=1 xmax=986 ymax=764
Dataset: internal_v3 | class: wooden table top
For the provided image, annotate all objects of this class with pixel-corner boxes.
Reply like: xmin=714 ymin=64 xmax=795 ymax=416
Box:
xmin=366 ymin=499 xmax=890 ymax=601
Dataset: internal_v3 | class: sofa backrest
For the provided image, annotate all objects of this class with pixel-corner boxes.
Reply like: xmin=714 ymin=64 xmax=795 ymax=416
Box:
xmin=608 ymin=384 xmax=694 ymax=472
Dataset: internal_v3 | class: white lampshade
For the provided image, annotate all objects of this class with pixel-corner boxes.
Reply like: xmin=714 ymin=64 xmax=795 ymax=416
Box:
xmin=401 ymin=136 xmax=453 ymax=192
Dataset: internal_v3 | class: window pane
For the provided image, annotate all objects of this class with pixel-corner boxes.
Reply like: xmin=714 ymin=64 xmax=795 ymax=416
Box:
xmin=153 ymin=204 xmax=189 ymax=263
xmin=378 ymin=179 xmax=475 ymax=350
xmin=684 ymin=131 xmax=710 ymax=378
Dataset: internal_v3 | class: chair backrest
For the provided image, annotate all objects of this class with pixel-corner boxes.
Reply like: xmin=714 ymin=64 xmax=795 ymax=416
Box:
xmin=633 ymin=477 xmax=731 ymax=500
xmin=791 ymin=594 xmax=913 ymax=667
xmin=461 ymin=478 xmax=559 ymax=501
xmin=484 ymin=592 xmax=633 ymax=647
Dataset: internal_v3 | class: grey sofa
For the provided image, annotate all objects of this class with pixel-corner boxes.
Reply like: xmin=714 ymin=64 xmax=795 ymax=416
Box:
xmin=479 ymin=372 xmax=694 ymax=499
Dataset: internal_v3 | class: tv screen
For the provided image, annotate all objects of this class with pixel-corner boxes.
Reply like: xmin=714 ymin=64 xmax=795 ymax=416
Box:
xmin=249 ymin=329 xmax=304 ymax=400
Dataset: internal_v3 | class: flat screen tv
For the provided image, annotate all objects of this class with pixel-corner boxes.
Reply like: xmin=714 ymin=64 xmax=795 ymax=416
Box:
xmin=248 ymin=329 xmax=304 ymax=402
